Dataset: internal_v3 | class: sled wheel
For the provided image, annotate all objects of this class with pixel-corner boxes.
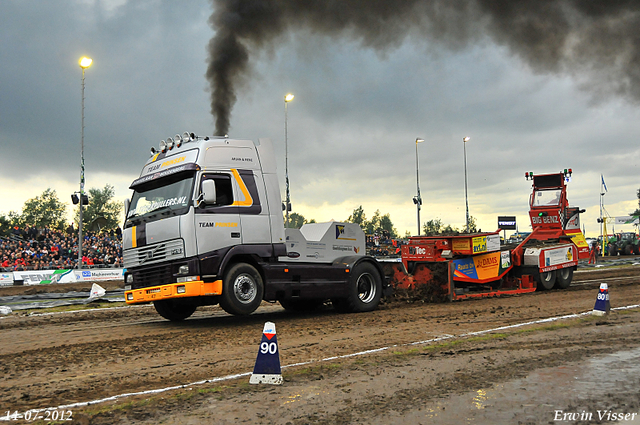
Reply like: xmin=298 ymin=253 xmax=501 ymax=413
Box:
xmin=554 ymin=267 xmax=573 ymax=289
xmin=535 ymin=270 xmax=556 ymax=291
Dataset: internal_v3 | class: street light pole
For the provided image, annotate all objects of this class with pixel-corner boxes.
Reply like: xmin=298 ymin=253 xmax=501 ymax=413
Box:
xmin=79 ymin=56 xmax=92 ymax=268
xmin=463 ymin=136 xmax=470 ymax=232
xmin=413 ymin=138 xmax=425 ymax=235
xmin=284 ymin=93 xmax=294 ymax=227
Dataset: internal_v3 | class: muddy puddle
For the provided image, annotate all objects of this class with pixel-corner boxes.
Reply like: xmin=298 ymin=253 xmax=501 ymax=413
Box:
xmin=397 ymin=347 xmax=640 ymax=424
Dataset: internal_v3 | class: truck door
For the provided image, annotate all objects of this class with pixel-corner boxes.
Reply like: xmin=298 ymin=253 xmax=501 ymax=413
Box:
xmin=194 ymin=172 xmax=241 ymax=255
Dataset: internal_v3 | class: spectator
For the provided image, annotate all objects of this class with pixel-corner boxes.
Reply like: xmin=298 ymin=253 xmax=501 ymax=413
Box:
xmin=0 ymin=225 xmax=123 ymax=271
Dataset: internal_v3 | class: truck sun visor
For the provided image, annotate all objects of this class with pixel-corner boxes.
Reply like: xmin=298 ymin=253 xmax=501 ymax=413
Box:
xmin=129 ymin=163 xmax=200 ymax=189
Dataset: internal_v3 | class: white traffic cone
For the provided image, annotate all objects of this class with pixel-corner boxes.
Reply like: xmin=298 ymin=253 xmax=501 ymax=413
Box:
xmin=592 ymin=283 xmax=610 ymax=316
xmin=250 ymin=322 xmax=283 ymax=385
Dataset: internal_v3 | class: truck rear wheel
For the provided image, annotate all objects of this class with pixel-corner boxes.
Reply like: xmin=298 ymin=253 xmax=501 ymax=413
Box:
xmin=332 ymin=262 xmax=382 ymax=313
xmin=220 ymin=263 xmax=264 ymax=316
xmin=554 ymin=268 xmax=573 ymax=289
xmin=535 ymin=270 xmax=556 ymax=290
xmin=153 ymin=299 xmax=197 ymax=321
xmin=624 ymin=245 xmax=633 ymax=255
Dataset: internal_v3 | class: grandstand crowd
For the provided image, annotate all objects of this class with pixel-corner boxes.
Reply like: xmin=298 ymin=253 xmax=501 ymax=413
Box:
xmin=1 ymin=225 xmax=123 ymax=271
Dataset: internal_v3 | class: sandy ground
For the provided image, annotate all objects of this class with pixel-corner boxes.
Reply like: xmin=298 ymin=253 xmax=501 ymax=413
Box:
xmin=0 ymin=266 xmax=639 ymax=424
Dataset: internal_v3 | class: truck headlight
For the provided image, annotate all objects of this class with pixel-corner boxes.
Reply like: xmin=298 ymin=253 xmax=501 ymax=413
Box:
xmin=126 ymin=293 xmax=133 ymax=301
xmin=177 ymin=285 xmax=186 ymax=294
xmin=126 ymin=274 xmax=134 ymax=284
xmin=178 ymin=265 xmax=189 ymax=275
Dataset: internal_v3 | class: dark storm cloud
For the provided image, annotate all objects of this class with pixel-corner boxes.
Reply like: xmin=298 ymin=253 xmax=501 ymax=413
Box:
xmin=207 ymin=0 xmax=640 ymax=135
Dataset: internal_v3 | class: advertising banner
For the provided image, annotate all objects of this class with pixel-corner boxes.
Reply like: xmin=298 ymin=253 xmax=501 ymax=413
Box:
xmin=0 ymin=272 xmax=14 ymax=287
xmin=453 ymin=251 xmax=511 ymax=282
xmin=614 ymin=216 xmax=639 ymax=225
xmin=11 ymin=269 xmax=124 ymax=286
xmin=497 ymin=216 xmax=517 ymax=230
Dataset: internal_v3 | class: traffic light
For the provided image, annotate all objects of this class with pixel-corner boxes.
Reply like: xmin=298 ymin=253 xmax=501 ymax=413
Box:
xmin=597 ymin=218 xmax=603 ymax=223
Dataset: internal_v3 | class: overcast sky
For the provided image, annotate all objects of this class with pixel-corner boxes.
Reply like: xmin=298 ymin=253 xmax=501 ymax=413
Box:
xmin=1 ymin=0 xmax=639 ymax=237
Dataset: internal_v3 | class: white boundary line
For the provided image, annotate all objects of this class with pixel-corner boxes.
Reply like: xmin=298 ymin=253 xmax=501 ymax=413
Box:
xmin=4 ymin=303 xmax=638 ymax=420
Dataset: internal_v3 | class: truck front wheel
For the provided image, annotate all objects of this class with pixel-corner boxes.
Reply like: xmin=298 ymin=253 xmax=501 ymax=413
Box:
xmin=154 ymin=299 xmax=197 ymax=321
xmin=332 ymin=262 xmax=382 ymax=313
xmin=554 ymin=267 xmax=573 ymax=289
xmin=535 ymin=270 xmax=556 ymax=290
xmin=220 ymin=263 xmax=264 ymax=316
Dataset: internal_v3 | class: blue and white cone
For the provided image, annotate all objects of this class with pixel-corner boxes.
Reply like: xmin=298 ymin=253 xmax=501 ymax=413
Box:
xmin=250 ymin=322 xmax=283 ymax=385
xmin=592 ymin=283 xmax=610 ymax=316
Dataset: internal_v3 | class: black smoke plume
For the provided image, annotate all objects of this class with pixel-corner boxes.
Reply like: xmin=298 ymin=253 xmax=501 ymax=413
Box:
xmin=207 ymin=0 xmax=640 ymax=136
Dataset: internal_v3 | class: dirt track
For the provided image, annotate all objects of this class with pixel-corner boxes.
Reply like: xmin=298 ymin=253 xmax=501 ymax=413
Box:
xmin=1 ymin=266 xmax=639 ymax=424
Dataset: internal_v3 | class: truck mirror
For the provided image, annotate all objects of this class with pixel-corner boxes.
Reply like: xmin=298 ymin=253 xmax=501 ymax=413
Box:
xmin=202 ymin=179 xmax=217 ymax=204
xmin=124 ymin=199 xmax=130 ymax=217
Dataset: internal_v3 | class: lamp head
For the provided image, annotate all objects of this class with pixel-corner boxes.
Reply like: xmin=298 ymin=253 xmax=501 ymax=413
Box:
xmin=463 ymin=136 xmax=470 ymax=143
xmin=79 ymin=57 xmax=93 ymax=69
xmin=416 ymin=138 xmax=424 ymax=143
xmin=284 ymin=93 xmax=294 ymax=102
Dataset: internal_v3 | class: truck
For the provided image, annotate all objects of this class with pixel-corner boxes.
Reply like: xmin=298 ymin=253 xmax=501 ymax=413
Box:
xmin=123 ymin=133 xmax=388 ymax=321
xmin=383 ymin=169 xmax=590 ymax=298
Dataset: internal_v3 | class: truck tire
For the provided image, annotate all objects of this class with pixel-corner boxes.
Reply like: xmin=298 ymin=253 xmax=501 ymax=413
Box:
xmin=535 ymin=270 xmax=556 ymax=291
xmin=279 ymin=299 xmax=325 ymax=312
xmin=332 ymin=262 xmax=382 ymax=313
xmin=624 ymin=245 xmax=633 ymax=255
xmin=554 ymin=268 xmax=573 ymax=289
xmin=153 ymin=299 xmax=197 ymax=321
xmin=635 ymin=245 xmax=640 ymax=255
xmin=219 ymin=263 xmax=264 ymax=316
xmin=608 ymin=244 xmax=617 ymax=256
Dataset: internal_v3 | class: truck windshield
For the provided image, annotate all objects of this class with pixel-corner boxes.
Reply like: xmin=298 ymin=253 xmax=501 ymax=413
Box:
xmin=532 ymin=189 xmax=561 ymax=207
xmin=127 ymin=173 xmax=193 ymax=220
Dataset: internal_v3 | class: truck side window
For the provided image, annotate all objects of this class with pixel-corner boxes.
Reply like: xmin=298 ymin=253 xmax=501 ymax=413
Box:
xmin=201 ymin=174 xmax=233 ymax=206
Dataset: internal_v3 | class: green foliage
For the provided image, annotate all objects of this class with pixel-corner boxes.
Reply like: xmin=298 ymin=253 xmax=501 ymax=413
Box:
xmin=465 ymin=216 xmax=478 ymax=233
xmin=20 ymin=188 xmax=67 ymax=230
xmin=422 ymin=218 xmax=460 ymax=236
xmin=423 ymin=216 xmax=478 ymax=235
xmin=74 ymin=184 xmax=123 ymax=232
xmin=0 ymin=214 xmax=12 ymax=237
xmin=347 ymin=206 xmax=397 ymax=238
xmin=347 ymin=205 xmax=366 ymax=227
xmin=285 ymin=212 xmax=314 ymax=229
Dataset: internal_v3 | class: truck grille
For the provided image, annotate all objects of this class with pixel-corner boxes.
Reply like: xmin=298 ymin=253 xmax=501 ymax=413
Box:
xmin=131 ymin=263 xmax=173 ymax=289
xmin=124 ymin=239 xmax=185 ymax=268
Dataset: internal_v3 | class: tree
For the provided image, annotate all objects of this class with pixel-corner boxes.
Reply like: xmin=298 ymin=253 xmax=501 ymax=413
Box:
xmin=379 ymin=213 xmax=398 ymax=238
xmin=20 ymin=188 xmax=67 ymax=230
xmin=465 ymin=216 xmax=478 ymax=233
xmin=0 ymin=213 xmax=12 ymax=237
xmin=347 ymin=207 xmax=397 ymax=238
xmin=423 ymin=218 xmax=460 ymax=236
xmin=347 ymin=205 xmax=367 ymax=227
xmin=74 ymin=184 xmax=123 ymax=232
xmin=285 ymin=212 xmax=315 ymax=229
